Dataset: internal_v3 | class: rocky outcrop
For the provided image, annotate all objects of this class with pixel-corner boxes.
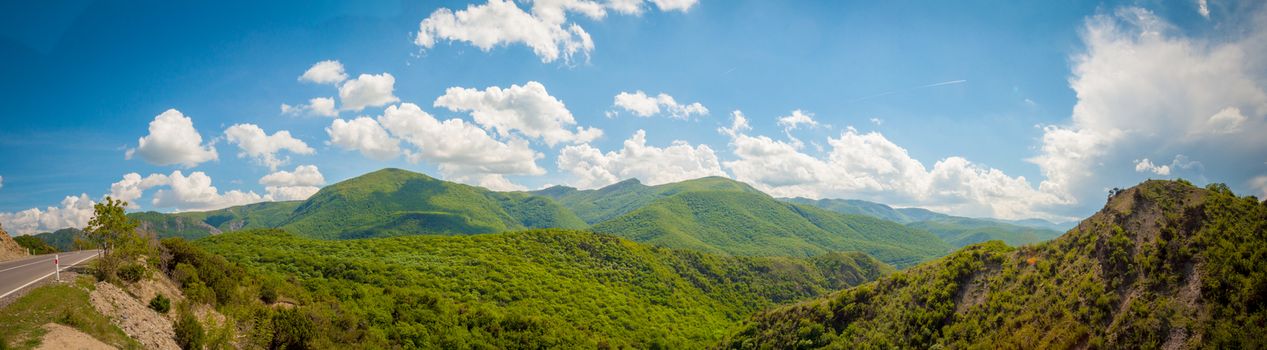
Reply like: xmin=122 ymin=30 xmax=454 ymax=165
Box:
xmin=0 ymin=224 xmax=30 ymax=261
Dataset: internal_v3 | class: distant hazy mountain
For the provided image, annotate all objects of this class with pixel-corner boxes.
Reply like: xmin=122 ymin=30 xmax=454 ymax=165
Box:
xmin=785 ymin=197 xmax=1065 ymax=247
xmin=724 ymin=180 xmax=1267 ymax=348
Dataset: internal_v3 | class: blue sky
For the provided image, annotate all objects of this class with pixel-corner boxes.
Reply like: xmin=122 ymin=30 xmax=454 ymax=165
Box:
xmin=2 ymin=0 xmax=1265 ymax=234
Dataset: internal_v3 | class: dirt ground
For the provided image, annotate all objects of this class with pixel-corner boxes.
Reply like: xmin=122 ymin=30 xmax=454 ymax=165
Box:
xmin=88 ymin=281 xmax=179 ymax=350
xmin=34 ymin=323 xmax=115 ymax=350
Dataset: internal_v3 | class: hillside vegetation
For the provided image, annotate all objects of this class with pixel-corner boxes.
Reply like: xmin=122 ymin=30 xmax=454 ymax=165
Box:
xmin=535 ymin=177 xmax=766 ymax=224
xmin=722 ymin=180 xmax=1267 ymax=349
xmin=193 ymin=229 xmax=893 ymax=348
xmin=594 ymin=190 xmax=950 ymax=268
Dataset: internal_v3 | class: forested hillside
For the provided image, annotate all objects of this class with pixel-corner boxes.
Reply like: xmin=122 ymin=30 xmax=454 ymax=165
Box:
xmin=722 ymin=180 xmax=1267 ymax=349
xmin=193 ymin=229 xmax=893 ymax=348
xmin=534 ymin=176 xmax=766 ymax=224
xmin=593 ymin=190 xmax=950 ymax=268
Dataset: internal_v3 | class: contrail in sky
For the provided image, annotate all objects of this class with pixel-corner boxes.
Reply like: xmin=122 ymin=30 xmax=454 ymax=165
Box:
xmin=848 ymin=79 xmax=968 ymax=103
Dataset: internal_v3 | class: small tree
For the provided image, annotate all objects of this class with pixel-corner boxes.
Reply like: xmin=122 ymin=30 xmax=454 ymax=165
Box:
xmin=85 ymin=197 xmax=138 ymax=255
xmin=85 ymin=196 xmax=143 ymax=281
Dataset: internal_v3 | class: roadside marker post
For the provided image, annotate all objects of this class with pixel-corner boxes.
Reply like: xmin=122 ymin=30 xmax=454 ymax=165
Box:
xmin=54 ymin=254 xmax=60 ymax=282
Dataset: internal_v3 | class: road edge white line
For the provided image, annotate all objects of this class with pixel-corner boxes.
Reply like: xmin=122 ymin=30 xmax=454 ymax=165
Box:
xmin=0 ymin=256 xmax=54 ymax=273
xmin=0 ymin=251 xmax=99 ymax=300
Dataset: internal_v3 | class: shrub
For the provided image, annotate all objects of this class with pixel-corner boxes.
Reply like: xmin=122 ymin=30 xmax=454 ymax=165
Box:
xmin=271 ymin=308 xmax=314 ymax=350
xmin=175 ymin=307 xmax=205 ymax=350
xmin=150 ymin=294 xmax=171 ymax=314
xmin=260 ymin=283 xmax=279 ymax=304
xmin=118 ymin=264 xmax=146 ymax=283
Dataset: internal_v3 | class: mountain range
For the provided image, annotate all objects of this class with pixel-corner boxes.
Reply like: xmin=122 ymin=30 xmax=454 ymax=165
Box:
xmin=40 ymin=168 xmax=1072 ymax=269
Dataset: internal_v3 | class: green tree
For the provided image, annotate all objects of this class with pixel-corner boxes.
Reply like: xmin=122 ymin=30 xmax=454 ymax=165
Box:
xmin=85 ymin=196 xmax=143 ymax=282
xmin=84 ymin=197 xmax=139 ymax=255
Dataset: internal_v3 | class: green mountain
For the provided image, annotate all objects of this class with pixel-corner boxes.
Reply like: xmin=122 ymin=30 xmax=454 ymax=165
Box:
xmin=534 ymin=176 xmax=765 ymax=224
xmin=30 ymin=228 xmax=88 ymax=252
xmin=786 ymin=197 xmax=1064 ymax=248
xmin=907 ymin=216 xmax=1064 ymax=247
xmin=722 ymin=180 xmax=1267 ymax=349
xmin=279 ymin=168 xmax=586 ymax=239
xmin=127 ymin=168 xmax=587 ymax=240
xmin=586 ymin=179 xmax=951 ymax=268
xmin=193 ymin=229 xmax=894 ymax=348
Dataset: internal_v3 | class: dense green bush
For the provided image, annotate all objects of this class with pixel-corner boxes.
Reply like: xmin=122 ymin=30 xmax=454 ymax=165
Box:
xmin=117 ymin=264 xmax=145 ymax=283
xmin=149 ymin=294 xmax=171 ymax=314
xmin=174 ymin=306 xmax=204 ymax=350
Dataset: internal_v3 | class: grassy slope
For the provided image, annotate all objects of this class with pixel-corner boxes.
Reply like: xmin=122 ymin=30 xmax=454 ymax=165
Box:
xmin=722 ymin=180 xmax=1267 ymax=349
xmin=196 ymin=229 xmax=893 ymax=348
xmin=0 ymin=277 xmax=140 ymax=349
xmin=592 ymin=189 xmax=950 ymax=268
xmin=787 ymin=197 xmax=1064 ymax=248
xmin=278 ymin=168 xmax=586 ymax=239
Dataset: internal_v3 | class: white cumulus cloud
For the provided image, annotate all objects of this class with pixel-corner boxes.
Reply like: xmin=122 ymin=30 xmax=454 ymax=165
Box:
xmin=1028 ymin=7 xmax=1267 ymax=213
xmin=126 ymin=109 xmax=219 ymax=168
xmin=339 ymin=73 xmax=399 ymax=111
xmin=611 ymin=90 xmax=708 ymax=119
xmin=721 ymin=112 xmax=1068 ymax=220
xmin=326 ymin=117 xmax=402 ymax=161
xmin=260 ymin=165 xmax=325 ymax=201
xmin=557 ymin=129 xmax=725 ymax=189
xmin=435 ymin=81 xmax=602 ymax=146
xmin=281 ymin=97 xmax=338 ymax=118
xmin=415 ymin=0 xmax=695 ymax=63
xmin=0 ymin=194 xmax=96 ymax=235
xmin=299 ymin=60 xmax=348 ymax=85
xmin=379 ymin=103 xmax=546 ymax=179
xmin=223 ymin=124 xmax=315 ymax=171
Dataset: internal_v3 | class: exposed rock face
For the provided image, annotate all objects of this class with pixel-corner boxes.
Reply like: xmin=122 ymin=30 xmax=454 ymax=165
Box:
xmin=0 ymin=224 xmax=30 ymax=261
xmin=89 ymin=281 xmax=179 ymax=350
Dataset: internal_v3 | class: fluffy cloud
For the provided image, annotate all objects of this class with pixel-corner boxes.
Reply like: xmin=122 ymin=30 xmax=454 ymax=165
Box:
xmin=721 ymin=112 xmax=1067 ymax=220
xmin=326 ymin=117 xmax=402 ymax=161
xmin=379 ymin=103 xmax=545 ymax=178
xmin=223 ymin=124 xmax=315 ymax=170
xmin=260 ymin=165 xmax=325 ymax=201
xmin=1134 ymin=158 xmax=1171 ymax=176
xmin=611 ymin=90 xmax=708 ymax=119
xmin=1028 ymin=7 xmax=1267 ymax=213
xmin=109 ymin=172 xmax=172 ymax=207
xmin=557 ymin=129 xmax=725 ymax=189
xmin=416 ymin=0 xmax=596 ymax=63
xmin=0 ymin=194 xmax=95 ymax=235
xmin=777 ymin=110 xmax=818 ymax=130
xmin=150 ymin=171 xmax=265 ymax=211
xmin=435 ymin=81 xmax=602 ymax=146
xmin=339 ymin=73 xmax=399 ymax=111
xmin=126 ymin=109 xmax=219 ymax=168
xmin=281 ymin=97 xmax=338 ymax=118
xmin=299 ymin=60 xmax=348 ymax=85
xmin=1251 ymin=175 xmax=1267 ymax=198
xmin=415 ymin=0 xmax=696 ymax=63
xmin=651 ymin=0 xmax=698 ymax=12
xmin=106 ymin=171 xmax=267 ymax=212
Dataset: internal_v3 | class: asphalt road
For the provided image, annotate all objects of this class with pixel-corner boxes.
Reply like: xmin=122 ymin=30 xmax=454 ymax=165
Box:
xmin=0 ymin=250 xmax=100 ymax=299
